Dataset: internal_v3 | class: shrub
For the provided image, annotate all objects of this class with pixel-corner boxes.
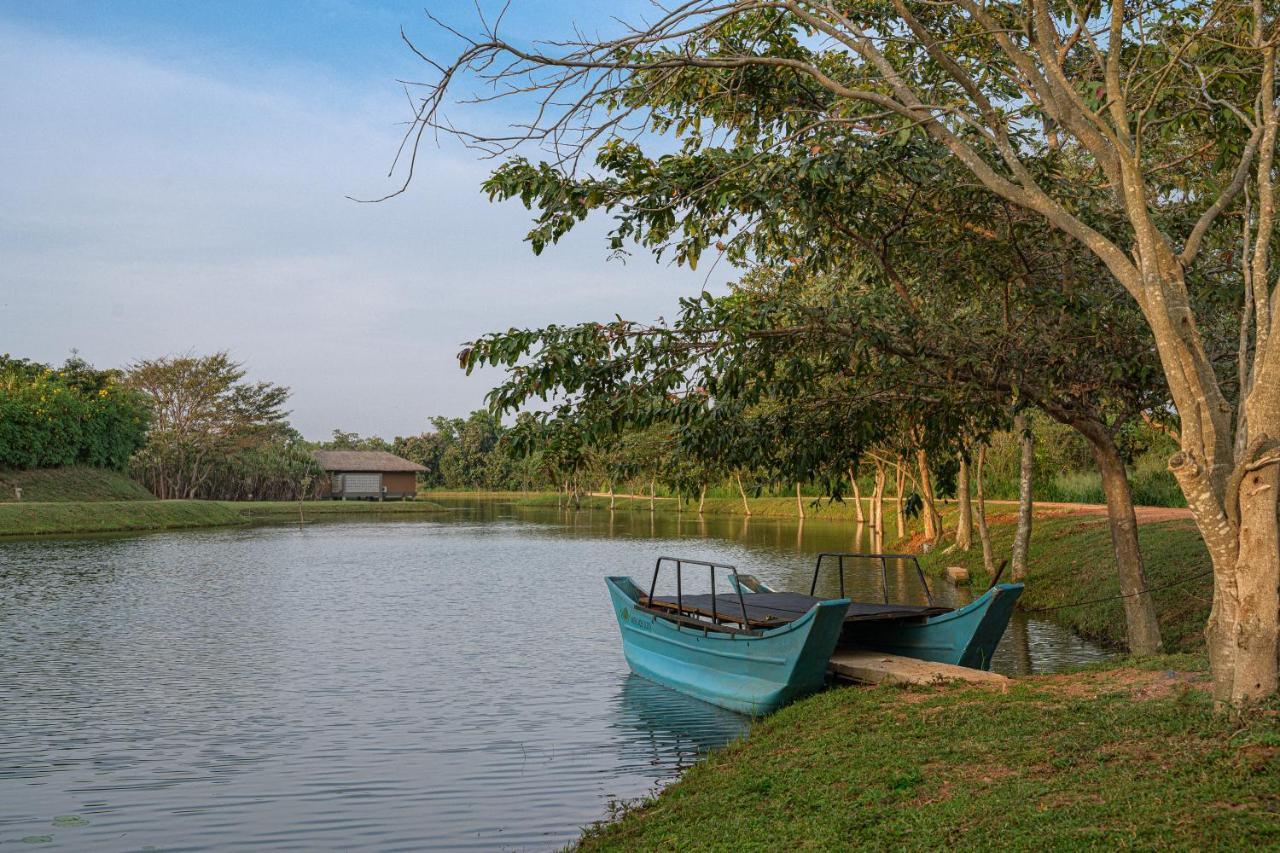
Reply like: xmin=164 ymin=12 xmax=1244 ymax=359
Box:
xmin=0 ymin=356 xmax=149 ymax=471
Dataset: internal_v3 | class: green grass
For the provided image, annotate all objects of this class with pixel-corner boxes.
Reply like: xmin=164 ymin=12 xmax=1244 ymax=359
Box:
xmin=578 ymin=663 xmax=1279 ymax=850
xmin=920 ymin=515 xmax=1212 ymax=653
xmin=0 ymin=499 xmax=448 ymax=537
xmin=0 ymin=466 xmax=155 ymax=502
xmin=0 ymin=499 xmax=245 ymax=536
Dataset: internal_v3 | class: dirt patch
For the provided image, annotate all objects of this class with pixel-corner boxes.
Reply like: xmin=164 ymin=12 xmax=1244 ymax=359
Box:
xmin=980 ymin=500 xmax=1194 ymax=525
xmin=1038 ymin=667 xmax=1209 ymax=701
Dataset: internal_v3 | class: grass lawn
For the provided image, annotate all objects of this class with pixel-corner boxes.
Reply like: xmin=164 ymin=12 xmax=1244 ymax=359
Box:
xmin=579 ymin=658 xmax=1279 ymax=851
xmin=0 ymin=466 xmax=155 ymax=502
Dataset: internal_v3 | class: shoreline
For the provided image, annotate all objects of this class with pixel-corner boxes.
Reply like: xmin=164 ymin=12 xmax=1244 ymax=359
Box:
xmin=0 ymin=499 xmax=449 ymax=539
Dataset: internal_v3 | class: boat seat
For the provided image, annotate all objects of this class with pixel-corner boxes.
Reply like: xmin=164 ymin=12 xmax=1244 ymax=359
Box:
xmin=642 ymin=591 xmax=950 ymax=628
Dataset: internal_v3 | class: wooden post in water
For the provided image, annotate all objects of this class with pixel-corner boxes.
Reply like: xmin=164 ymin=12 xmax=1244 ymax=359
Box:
xmin=298 ymin=475 xmax=312 ymax=527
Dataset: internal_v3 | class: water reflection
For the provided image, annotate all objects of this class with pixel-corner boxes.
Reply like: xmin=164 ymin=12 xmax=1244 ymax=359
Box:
xmin=611 ymin=675 xmax=749 ymax=778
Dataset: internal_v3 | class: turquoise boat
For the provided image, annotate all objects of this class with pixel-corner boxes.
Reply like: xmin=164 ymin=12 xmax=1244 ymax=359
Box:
xmin=735 ymin=554 xmax=1024 ymax=670
xmin=608 ymin=554 xmax=1024 ymax=714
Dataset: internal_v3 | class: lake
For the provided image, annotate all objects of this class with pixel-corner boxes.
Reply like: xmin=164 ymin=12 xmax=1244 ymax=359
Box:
xmin=0 ymin=499 xmax=1113 ymax=850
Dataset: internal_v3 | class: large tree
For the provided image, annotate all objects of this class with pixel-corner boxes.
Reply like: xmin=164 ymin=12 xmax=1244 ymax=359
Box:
xmin=128 ymin=353 xmax=292 ymax=499
xmin=404 ymin=1 xmax=1279 ymax=703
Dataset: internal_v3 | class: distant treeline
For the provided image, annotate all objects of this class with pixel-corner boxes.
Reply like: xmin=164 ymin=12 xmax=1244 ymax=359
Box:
xmin=2 ymin=353 xmax=320 ymax=501
xmin=2 ymin=352 xmax=1184 ymax=507
xmin=334 ymin=410 xmax=1184 ymax=509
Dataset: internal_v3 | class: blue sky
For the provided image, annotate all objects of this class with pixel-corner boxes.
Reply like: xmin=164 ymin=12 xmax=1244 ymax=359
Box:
xmin=0 ymin=2 xmax=730 ymax=439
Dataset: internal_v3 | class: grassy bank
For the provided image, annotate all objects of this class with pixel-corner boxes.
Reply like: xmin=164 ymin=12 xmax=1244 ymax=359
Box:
xmin=919 ymin=514 xmax=1212 ymax=653
xmin=0 ymin=499 xmax=245 ymax=536
xmin=578 ymin=659 xmax=1278 ymax=850
xmin=227 ymin=500 xmax=449 ymax=522
xmin=0 ymin=499 xmax=448 ymax=537
xmin=0 ymin=466 xmax=155 ymax=502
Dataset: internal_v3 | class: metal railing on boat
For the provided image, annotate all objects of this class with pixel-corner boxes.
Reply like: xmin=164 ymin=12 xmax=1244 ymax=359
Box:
xmin=810 ymin=553 xmax=934 ymax=606
xmin=646 ymin=556 xmax=755 ymax=633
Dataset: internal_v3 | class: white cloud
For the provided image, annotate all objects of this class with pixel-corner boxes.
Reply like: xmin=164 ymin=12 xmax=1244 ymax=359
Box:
xmin=0 ymin=19 xmax=731 ymax=438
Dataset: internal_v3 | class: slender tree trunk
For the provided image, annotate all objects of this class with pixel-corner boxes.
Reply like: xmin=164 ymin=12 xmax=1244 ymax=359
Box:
xmin=954 ymin=453 xmax=973 ymax=551
xmin=735 ymin=471 xmax=752 ymax=516
xmin=649 ymin=478 xmax=655 ymax=512
xmin=848 ymin=465 xmax=865 ymax=523
xmin=974 ymin=445 xmax=996 ymax=576
xmin=795 ymin=482 xmax=805 ymax=519
xmin=1011 ymin=412 xmax=1034 ymax=582
xmin=609 ymin=480 xmax=616 ymax=510
xmin=916 ymin=449 xmax=943 ymax=544
xmin=872 ymin=463 xmax=887 ymax=552
xmin=1074 ymin=419 xmax=1163 ymax=656
xmin=893 ymin=461 xmax=906 ymax=539
xmin=698 ymin=483 xmax=706 ymax=515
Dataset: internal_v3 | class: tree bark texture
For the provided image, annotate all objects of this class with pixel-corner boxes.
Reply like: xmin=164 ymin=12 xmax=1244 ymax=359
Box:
xmin=954 ymin=453 xmax=973 ymax=552
xmin=974 ymin=445 xmax=997 ymax=576
xmin=1011 ymin=412 xmax=1034 ymax=582
xmin=1074 ymin=419 xmax=1164 ymax=656
xmin=916 ymin=449 xmax=943 ymax=543
xmin=849 ymin=465 xmax=865 ymax=523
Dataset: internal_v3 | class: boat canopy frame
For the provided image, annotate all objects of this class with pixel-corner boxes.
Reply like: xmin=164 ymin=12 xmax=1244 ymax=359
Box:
xmin=810 ymin=552 xmax=935 ymax=606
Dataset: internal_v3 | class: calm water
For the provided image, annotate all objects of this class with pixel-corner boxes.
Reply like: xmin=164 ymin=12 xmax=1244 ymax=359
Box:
xmin=0 ymin=500 xmax=1112 ymax=850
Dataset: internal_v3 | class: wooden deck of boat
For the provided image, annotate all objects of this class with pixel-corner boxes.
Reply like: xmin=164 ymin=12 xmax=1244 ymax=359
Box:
xmin=828 ymin=650 xmax=1009 ymax=687
xmin=643 ymin=591 xmax=949 ymax=629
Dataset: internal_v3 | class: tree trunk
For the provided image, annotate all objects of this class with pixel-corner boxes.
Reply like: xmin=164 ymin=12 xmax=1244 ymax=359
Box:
xmin=649 ymin=478 xmax=655 ymax=512
xmin=872 ymin=463 xmax=887 ymax=552
xmin=1074 ymin=419 xmax=1164 ymax=656
xmin=893 ymin=461 xmax=906 ymax=539
xmin=974 ymin=445 xmax=997 ymax=576
xmin=1225 ymin=463 xmax=1280 ymax=702
xmin=795 ymin=482 xmax=805 ymax=519
xmin=916 ymin=449 xmax=943 ymax=544
xmin=609 ymin=480 xmax=616 ymax=510
xmin=954 ymin=453 xmax=973 ymax=552
xmin=848 ymin=465 xmax=865 ymax=523
xmin=698 ymin=483 xmax=706 ymax=515
xmin=1011 ymin=412 xmax=1034 ymax=582
xmin=735 ymin=471 xmax=752 ymax=516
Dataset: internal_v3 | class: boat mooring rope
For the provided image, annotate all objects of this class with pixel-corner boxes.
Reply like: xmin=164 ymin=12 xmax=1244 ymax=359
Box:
xmin=1019 ymin=568 xmax=1215 ymax=614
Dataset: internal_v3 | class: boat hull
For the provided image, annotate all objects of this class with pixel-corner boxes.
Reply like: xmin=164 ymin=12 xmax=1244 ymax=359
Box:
xmin=840 ymin=583 xmax=1024 ymax=669
xmin=606 ymin=576 xmax=849 ymax=715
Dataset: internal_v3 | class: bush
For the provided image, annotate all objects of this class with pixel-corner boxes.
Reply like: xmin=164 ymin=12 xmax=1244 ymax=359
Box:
xmin=0 ymin=356 xmax=149 ymax=471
